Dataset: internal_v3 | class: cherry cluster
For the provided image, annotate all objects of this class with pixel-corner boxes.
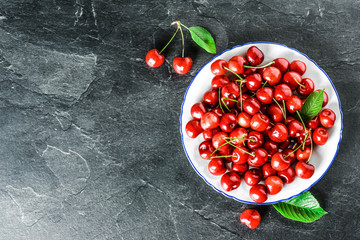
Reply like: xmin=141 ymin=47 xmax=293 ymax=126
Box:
xmin=146 ymin=21 xmax=193 ymax=75
xmin=185 ymin=46 xmax=336 ymax=204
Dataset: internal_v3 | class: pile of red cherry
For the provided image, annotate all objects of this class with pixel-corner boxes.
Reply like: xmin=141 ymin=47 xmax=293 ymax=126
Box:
xmin=185 ymin=46 xmax=336 ymax=204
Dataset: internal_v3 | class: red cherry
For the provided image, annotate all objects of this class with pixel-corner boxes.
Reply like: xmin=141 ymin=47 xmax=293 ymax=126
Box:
xmin=202 ymin=127 xmax=220 ymax=141
xmin=256 ymin=87 xmax=274 ymax=104
xmin=219 ymin=113 xmax=237 ymax=132
xmin=282 ymin=149 xmax=296 ymax=165
xmin=322 ymin=91 xmax=328 ymax=107
xmin=211 ymin=75 xmax=230 ymax=89
xmin=277 ymin=166 xmax=296 ymax=184
xmin=173 ymin=57 xmax=193 ymax=74
xmin=211 ymin=108 xmax=224 ymax=118
xmin=248 ymin=148 xmax=268 ymax=167
xmin=212 ymin=132 xmax=229 ymax=152
xmin=237 ymin=112 xmax=252 ymax=128
xmin=313 ymin=127 xmax=329 ymax=145
xmin=295 ymin=161 xmax=315 ymax=179
xmin=229 ymin=128 xmax=248 ymax=146
xmin=228 ymin=55 xmax=247 ymax=74
xmin=232 ymin=163 xmax=248 ymax=175
xmin=297 ymin=78 xmax=314 ymax=96
xmin=285 ymin=116 xmax=296 ymax=125
xmin=232 ymin=147 xmax=250 ymax=164
xmin=290 ymin=60 xmax=306 ymax=75
xmin=190 ymin=102 xmax=206 ymax=120
xmin=201 ymin=112 xmax=220 ymax=130
xmin=211 ymin=59 xmax=228 ymax=76
xmin=286 ymin=95 xmax=303 ymax=113
xmin=263 ymin=140 xmax=279 ymax=157
xmin=272 ymin=58 xmax=289 ymax=73
xmin=247 ymin=131 xmax=264 ymax=149
xmin=283 ymin=71 xmax=302 ymax=90
xmin=274 ymin=83 xmax=293 ymax=101
xmin=146 ymin=49 xmax=165 ymax=68
xmin=240 ymin=209 xmax=261 ymax=229
xmin=296 ymin=146 xmax=311 ymax=161
xmin=203 ymin=89 xmax=219 ymax=108
xmin=262 ymin=67 xmax=282 ymax=86
xmin=185 ymin=119 xmax=203 ymax=138
xmin=267 ymin=104 xmax=284 ymax=122
xmin=199 ymin=141 xmax=215 ymax=159
xmin=208 ymin=158 xmax=226 ymax=176
xmin=271 ymin=152 xmax=291 ymax=171
xmin=319 ymin=109 xmax=336 ymax=128
xmin=265 ymin=176 xmax=283 ymax=195
xmin=262 ymin=162 xmax=277 ymax=178
xmin=244 ymin=169 xmax=263 ymax=186
xmin=221 ymin=172 xmax=241 ymax=191
xmin=306 ymin=115 xmax=320 ymax=129
xmin=245 ymin=73 xmax=263 ymax=91
xmin=243 ymin=97 xmax=261 ymax=115
xmin=250 ymin=113 xmax=270 ymax=132
xmin=288 ymin=120 xmax=305 ymax=138
xmin=268 ymin=123 xmax=288 ymax=143
xmin=246 ymin=46 xmax=264 ymax=66
xmin=249 ymin=184 xmax=267 ymax=203
xmin=222 ymin=82 xmax=240 ymax=100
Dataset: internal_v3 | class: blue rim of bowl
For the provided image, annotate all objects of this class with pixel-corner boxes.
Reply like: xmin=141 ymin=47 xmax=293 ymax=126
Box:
xmin=180 ymin=41 xmax=343 ymax=205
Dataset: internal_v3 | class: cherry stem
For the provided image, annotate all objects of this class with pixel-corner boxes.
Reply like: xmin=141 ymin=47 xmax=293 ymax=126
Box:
xmin=218 ymin=87 xmax=225 ymax=114
xmin=296 ymin=111 xmax=307 ymax=134
xmin=207 ymin=141 xmax=230 ymax=159
xmin=235 ymin=79 xmax=247 ymax=83
xmin=294 ymin=78 xmax=305 ymax=88
xmin=178 ymin=21 xmax=185 ymax=58
xmin=210 ymin=155 xmax=237 ymax=158
xmin=221 ymin=98 xmax=231 ymax=112
xmin=223 ymin=66 xmax=244 ymax=81
xmin=159 ymin=24 xmax=180 ymax=54
xmin=261 ymin=81 xmax=268 ymax=88
xmin=239 ymin=82 xmax=243 ymax=112
xmin=243 ymin=61 xmax=275 ymax=69
xmin=225 ymin=140 xmax=255 ymax=157
xmin=282 ymin=100 xmax=287 ymax=122
xmin=223 ymin=98 xmax=239 ymax=103
xmin=273 ymin=97 xmax=286 ymax=122
xmin=292 ymin=142 xmax=298 ymax=149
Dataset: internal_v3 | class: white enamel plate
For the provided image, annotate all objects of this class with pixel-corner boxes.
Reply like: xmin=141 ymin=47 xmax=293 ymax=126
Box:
xmin=180 ymin=42 xmax=343 ymax=205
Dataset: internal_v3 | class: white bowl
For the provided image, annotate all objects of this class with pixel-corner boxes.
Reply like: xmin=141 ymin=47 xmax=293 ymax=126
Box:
xmin=180 ymin=42 xmax=343 ymax=205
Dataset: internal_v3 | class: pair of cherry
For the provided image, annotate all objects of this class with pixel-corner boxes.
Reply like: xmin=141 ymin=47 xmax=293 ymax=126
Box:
xmin=146 ymin=49 xmax=193 ymax=75
xmin=146 ymin=21 xmax=193 ymax=74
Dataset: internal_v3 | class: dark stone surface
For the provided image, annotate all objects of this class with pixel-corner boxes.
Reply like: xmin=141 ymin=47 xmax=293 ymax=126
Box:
xmin=0 ymin=0 xmax=358 ymax=239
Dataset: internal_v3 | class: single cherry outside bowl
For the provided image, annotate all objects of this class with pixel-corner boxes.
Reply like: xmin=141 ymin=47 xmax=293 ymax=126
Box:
xmin=180 ymin=42 xmax=343 ymax=205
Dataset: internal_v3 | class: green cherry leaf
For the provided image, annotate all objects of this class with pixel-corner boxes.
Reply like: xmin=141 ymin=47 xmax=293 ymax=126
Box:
xmin=273 ymin=191 xmax=327 ymax=223
xmin=300 ymin=89 xmax=325 ymax=123
xmin=188 ymin=26 xmax=216 ymax=54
